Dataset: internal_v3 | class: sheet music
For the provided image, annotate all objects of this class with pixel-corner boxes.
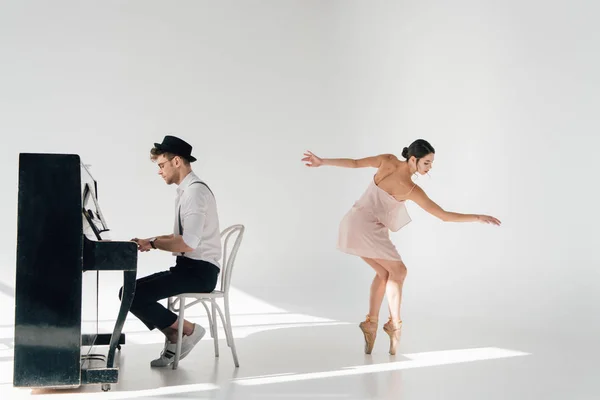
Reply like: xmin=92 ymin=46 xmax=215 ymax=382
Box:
xmin=80 ymin=163 xmax=111 ymax=240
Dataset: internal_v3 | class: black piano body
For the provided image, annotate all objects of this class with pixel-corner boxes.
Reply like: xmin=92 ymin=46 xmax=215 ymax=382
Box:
xmin=13 ymin=153 xmax=137 ymax=392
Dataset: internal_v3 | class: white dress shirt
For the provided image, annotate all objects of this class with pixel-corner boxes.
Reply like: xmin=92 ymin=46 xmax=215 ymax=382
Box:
xmin=173 ymin=171 xmax=222 ymax=268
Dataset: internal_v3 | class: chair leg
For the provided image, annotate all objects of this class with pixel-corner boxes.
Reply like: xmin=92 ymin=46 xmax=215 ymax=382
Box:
xmin=173 ymin=297 xmax=186 ymax=370
xmin=221 ymin=304 xmax=231 ymax=347
xmin=224 ymin=296 xmax=239 ymax=367
xmin=199 ymin=300 xmax=217 ymax=358
xmin=211 ymin=301 xmax=219 ymax=358
xmin=214 ymin=299 xmax=239 ymax=367
xmin=199 ymin=301 xmax=214 ymax=339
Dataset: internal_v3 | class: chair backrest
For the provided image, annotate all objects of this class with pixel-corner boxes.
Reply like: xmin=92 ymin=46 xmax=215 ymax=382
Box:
xmin=218 ymin=224 xmax=245 ymax=293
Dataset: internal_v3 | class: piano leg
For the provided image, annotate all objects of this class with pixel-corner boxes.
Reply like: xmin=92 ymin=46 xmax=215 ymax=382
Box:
xmin=81 ymin=269 xmax=136 ymax=392
xmin=107 ymin=270 xmax=136 ymax=371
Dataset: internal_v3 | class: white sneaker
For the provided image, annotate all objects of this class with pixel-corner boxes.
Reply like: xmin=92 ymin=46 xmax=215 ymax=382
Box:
xmin=179 ymin=324 xmax=206 ymax=359
xmin=150 ymin=341 xmax=177 ymax=368
xmin=149 ymin=325 xmax=206 ymax=368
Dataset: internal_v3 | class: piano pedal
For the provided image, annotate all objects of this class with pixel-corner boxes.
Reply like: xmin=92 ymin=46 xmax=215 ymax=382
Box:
xmin=81 ymin=354 xmax=107 ymax=362
xmin=101 ymin=383 xmax=111 ymax=392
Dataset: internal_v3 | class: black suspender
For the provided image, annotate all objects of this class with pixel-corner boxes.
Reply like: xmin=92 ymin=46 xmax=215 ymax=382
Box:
xmin=178 ymin=181 xmax=214 ymax=256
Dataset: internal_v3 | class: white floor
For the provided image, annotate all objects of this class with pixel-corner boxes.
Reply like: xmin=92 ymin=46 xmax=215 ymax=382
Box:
xmin=1 ymin=305 xmax=599 ymax=400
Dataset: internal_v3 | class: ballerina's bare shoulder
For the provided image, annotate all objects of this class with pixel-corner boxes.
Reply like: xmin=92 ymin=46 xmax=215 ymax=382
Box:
xmin=373 ymin=157 xmax=417 ymax=202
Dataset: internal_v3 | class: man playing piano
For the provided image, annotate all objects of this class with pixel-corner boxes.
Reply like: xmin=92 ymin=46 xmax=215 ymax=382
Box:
xmin=120 ymin=135 xmax=222 ymax=367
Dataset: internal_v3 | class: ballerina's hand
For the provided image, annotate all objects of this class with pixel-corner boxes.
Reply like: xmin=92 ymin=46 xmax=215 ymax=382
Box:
xmin=301 ymin=150 xmax=323 ymax=167
xmin=477 ymin=215 xmax=501 ymax=226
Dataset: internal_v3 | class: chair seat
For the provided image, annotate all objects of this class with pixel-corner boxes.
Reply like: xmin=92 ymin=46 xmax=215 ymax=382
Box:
xmin=177 ymin=290 xmax=224 ymax=299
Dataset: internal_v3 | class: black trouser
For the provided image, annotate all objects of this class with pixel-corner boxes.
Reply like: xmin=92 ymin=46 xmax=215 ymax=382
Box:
xmin=119 ymin=256 xmax=220 ymax=331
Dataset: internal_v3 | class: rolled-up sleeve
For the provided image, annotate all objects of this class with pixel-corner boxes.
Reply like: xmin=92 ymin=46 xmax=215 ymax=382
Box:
xmin=180 ymin=187 xmax=209 ymax=250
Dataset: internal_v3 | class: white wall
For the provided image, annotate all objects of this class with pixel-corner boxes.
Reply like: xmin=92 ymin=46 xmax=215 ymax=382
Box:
xmin=1 ymin=0 xmax=598 ymax=340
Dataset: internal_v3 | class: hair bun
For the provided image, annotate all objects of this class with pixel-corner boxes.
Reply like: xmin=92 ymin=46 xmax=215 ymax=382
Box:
xmin=401 ymin=147 xmax=409 ymax=159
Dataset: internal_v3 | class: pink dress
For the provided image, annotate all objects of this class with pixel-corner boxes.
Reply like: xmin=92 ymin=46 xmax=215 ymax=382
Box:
xmin=337 ymin=177 xmax=414 ymax=261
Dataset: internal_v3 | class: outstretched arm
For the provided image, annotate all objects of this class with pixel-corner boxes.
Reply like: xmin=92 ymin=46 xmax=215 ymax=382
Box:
xmin=302 ymin=150 xmax=397 ymax=168
xmin=409 ymin=186 xmax=501 ymax=225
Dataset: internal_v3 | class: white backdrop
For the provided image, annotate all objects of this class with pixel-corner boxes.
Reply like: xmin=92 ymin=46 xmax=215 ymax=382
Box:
xmin=1 ymin=0 xmax=598 ymax=345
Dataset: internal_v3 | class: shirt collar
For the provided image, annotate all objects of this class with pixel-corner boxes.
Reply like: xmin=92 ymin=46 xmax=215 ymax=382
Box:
xmin=176 ymin=171 xmax=198 ymax=196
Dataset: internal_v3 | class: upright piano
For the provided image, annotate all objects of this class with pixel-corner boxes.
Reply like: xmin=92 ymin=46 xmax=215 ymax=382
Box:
xmin=13 ymin=153 xmax=138 ymax=392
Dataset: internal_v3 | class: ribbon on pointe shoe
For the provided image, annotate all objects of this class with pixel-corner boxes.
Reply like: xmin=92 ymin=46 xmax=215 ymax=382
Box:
xmin=363 ymin=314 xmax=379 ymax=324
xmin=384 ymin=317 xmax=402 ymax=331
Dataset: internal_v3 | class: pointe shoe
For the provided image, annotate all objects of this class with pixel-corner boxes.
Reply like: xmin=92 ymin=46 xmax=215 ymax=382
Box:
xmin=383 ymin=318 xmax=402 ymax=355
xmin=358 ymin=315 xmax=378 ymax=354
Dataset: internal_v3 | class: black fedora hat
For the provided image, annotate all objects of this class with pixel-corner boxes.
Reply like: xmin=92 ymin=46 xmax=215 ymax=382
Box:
xmin=154 ymin=135 xmax=197 ymax=162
